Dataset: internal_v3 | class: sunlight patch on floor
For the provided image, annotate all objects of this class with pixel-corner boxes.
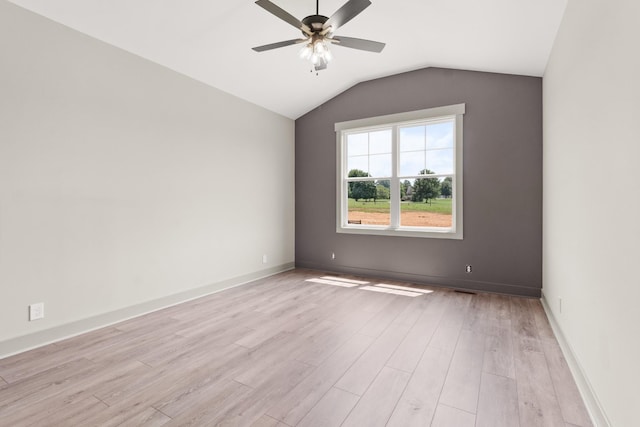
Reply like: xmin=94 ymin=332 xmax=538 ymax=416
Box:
xmin=305 ymin=278 xmax=360 ymax=288
xmin=358 ymin=285 xmax=422 ymax=297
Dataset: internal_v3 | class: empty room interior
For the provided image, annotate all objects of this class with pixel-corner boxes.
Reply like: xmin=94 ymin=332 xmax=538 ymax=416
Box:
xmin=1 ymin=0 xmax=638 ymax=426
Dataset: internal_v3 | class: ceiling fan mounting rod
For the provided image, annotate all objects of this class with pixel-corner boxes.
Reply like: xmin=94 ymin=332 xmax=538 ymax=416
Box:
xmin=316 ymin=0 xmax=319 ymax=15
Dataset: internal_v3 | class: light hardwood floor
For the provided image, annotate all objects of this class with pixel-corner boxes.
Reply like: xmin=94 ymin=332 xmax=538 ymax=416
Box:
xmin=0 ymin=269 xmax=592 ymax=426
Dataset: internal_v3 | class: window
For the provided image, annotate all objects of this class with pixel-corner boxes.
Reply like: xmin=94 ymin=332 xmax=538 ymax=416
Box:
xmin=335 ymin=104 xmax=464 ymax=239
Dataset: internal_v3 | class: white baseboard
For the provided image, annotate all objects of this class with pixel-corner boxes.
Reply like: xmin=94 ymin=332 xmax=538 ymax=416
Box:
xmin=540 ymin=291 xmax=611 ymax=427
xmin=0 ymin=263 xmax=294 ymax=359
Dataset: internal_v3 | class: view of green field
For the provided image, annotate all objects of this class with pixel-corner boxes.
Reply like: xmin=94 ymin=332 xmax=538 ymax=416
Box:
xmin=348 ymin=198 xmax=452 ymax=214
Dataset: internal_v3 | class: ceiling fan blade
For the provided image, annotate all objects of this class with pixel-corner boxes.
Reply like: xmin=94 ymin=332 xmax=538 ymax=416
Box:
xmin=255 ymin=0 xmax=305 ymax=31
xmin=252 ymin=39 xmax=306 ymax=52
xmin=324 ymin=0 xmax=371 ymax=31
xmin=331 ymin=36 xmax=385 ymax=52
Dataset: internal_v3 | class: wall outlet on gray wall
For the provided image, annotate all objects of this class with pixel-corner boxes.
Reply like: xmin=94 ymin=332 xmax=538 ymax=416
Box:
xmin=331 ymin=252 xmax=335 ymax=260
xmin=465 ymin=265 xmax=472 ymax=273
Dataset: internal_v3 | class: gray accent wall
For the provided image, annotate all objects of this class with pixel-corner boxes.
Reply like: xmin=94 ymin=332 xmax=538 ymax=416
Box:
xmin=295 ymin=67 xmax=542 ymax=297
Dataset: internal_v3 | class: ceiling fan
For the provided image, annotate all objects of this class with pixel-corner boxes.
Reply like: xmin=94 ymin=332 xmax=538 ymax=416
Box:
xmin=252 ymin=0 xmax=385 ymax=71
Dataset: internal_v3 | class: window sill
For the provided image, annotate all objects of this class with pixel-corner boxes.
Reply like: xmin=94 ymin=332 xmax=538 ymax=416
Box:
xmin=336 ymin=225 xmax=463 ymax=240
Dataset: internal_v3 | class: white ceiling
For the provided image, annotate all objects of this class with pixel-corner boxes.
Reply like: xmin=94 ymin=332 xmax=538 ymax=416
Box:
xmin=9 ymin=0 xmax=567 ymax=119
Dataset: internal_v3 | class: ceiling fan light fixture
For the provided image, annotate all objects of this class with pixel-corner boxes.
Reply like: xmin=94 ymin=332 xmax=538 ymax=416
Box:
xmin=306 ymin=39 xmax=332 ymax=66
xmin=299 ymin=44 xmax=313 ymax=60
xmin=319 ymin=42 xmax=332 ymax=62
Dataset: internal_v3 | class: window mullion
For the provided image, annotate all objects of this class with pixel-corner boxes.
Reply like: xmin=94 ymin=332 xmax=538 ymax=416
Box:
xmin=390 ymin=125 xmax=399 ymax=228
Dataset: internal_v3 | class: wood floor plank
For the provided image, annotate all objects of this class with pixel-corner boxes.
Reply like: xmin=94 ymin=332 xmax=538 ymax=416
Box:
xmin=0 ymin=270 xmax=591 ymax=426
xmin=341 ymin=366 xmax=411 ymax=427
xmin=334 ymin=303 xmax=416 ymax=395
xmin=0 ymin=342 xmax=64 ymax=376
xmin=82 ymin=402 xmax=172 ymax=427
xmin=327 ymin=287 xmax=390 ymax=322
xmin=541 ymin=338 xmax=593 ymax=426
xmin=152 ymin=375 xmax=245 ymax=418
xmin=234 ymin=301 xmax=320 ymax=349
xmin=293 ymin=296 xmax=388 ymax=368
xmin=88 ymin=330 xmax=183 ymax=365
xmin=483 ymin=320 xmax=516 ymax=379
xmin=254 ymin=285 xmax=321 ymax=315
xmin=293 ymin=319 xmax=358 ymax=367
xmin=35 ymin=395 xmax=110 ymax=426
xmin=172 ymin=310 xmax=267 ymax=339
xmin=77 ymin=319 xmax=182 ymax=364
xmin=151 ymin=344 xmax=274 ymax=417
xmin=386 ymin=292 xmax=446 ymax=373
xmin=386 ymin=344 xmax=453 ymax=427
xmin=428 ymin=291 xmax=472 ymax=353
xmin=514 ymin=344 xmax=566 ymax=426
xmin=143 ymin=322 xmax=254 ymax=368
xmin=357 ymin=296 xmax=410 ymax=337
xmin=383 ymin=292 xmax=427 ymax=327
xmin=250 ymin=415 xmax=288 ymax=427
xmin=438 ymin=328 xmax=486 ymax=414
xmin=266 ymin=332 xmax=374 ymax=425
xmin=297 ymin=387 xmax=360 ymax=427
xmin=529 ymin=299 xmax=556 ymax=340
xmin=0 ymin=358 xmax=99 ymax=417
xmin=233 ymin=333 xmax=312 ymax=389
xmin=476 ymin=372 xmax=520 ymax=427
xmin=0 ymin=327 xmax=123 ymax=384
xmin=6 ymin=395 xmax=108 ymax=426
xmin=463 ymin=292 xmax=492 ymax=334
xmin=94 ymin=343 xmax=248 ymax=408
xmin=87 ymin=360 xmax=154 ymax=405
xmin=431 ymin=404 xmax=476 ymax=427
xmin=510 ymin=296 xmax=543 ymax=353
xmin=161 ymin=379 xmax=253 ymax=426
xmin=203 ymin=359 xmax=313 ymax=426
xmin=488 ymin=294 xmax=512 ymax=321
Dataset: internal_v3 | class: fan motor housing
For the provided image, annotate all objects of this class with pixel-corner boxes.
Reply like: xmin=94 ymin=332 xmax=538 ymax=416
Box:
xmin=302 ymin=14 xmax=329 ymax=33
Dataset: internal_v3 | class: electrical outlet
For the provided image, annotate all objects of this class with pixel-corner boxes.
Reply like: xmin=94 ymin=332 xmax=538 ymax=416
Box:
xmin=465 ymin=265 xmax=472 ymax=273
xmin=331 ymin=252 xmax=336 ymax=260
xmin=262 ymin=254 xmax=268 ymax=264
xmin=29 ymin=303 xmax=44 ymax=321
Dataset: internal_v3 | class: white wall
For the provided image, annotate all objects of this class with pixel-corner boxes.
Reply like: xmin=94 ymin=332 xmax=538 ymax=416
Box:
xmin=543 ymin=0 xmax=640 ymax=425
xmin=0 ymin=2 xmax=294 ymax=350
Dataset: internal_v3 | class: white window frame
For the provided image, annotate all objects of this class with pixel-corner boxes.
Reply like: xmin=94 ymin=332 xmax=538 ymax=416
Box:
xmin=335 ymin=103 xmax=465 ymax=239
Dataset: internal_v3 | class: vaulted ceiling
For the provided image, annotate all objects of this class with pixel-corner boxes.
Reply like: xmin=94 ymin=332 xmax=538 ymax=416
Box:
xmin=8 ymin=0 xmax=567 ymax=119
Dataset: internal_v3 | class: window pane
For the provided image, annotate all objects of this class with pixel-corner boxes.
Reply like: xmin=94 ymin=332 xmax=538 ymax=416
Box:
xmin=426 ymin=148 xmax=454 ymax=175
xmin=369 ymin=154 xmax=391 ymax=177
xmin=370 ymin=129 xmax=392 ymax=154
xmin=426 ymin=121 xmax=454 ymax=149
xmin=347 ymin=133 xmax=368 ymax=155
xmin=400 ymin=179 xmax=453 ymax=228
xmin=348 ymin=180 xmax=390 ymax=226
xmin=400 ymin=126 xmax=425 ymax=151
xmin=399 ymin=151 xmax=425 ymax=177
xmin=348 ymin=156 xmax=368 ymax=175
